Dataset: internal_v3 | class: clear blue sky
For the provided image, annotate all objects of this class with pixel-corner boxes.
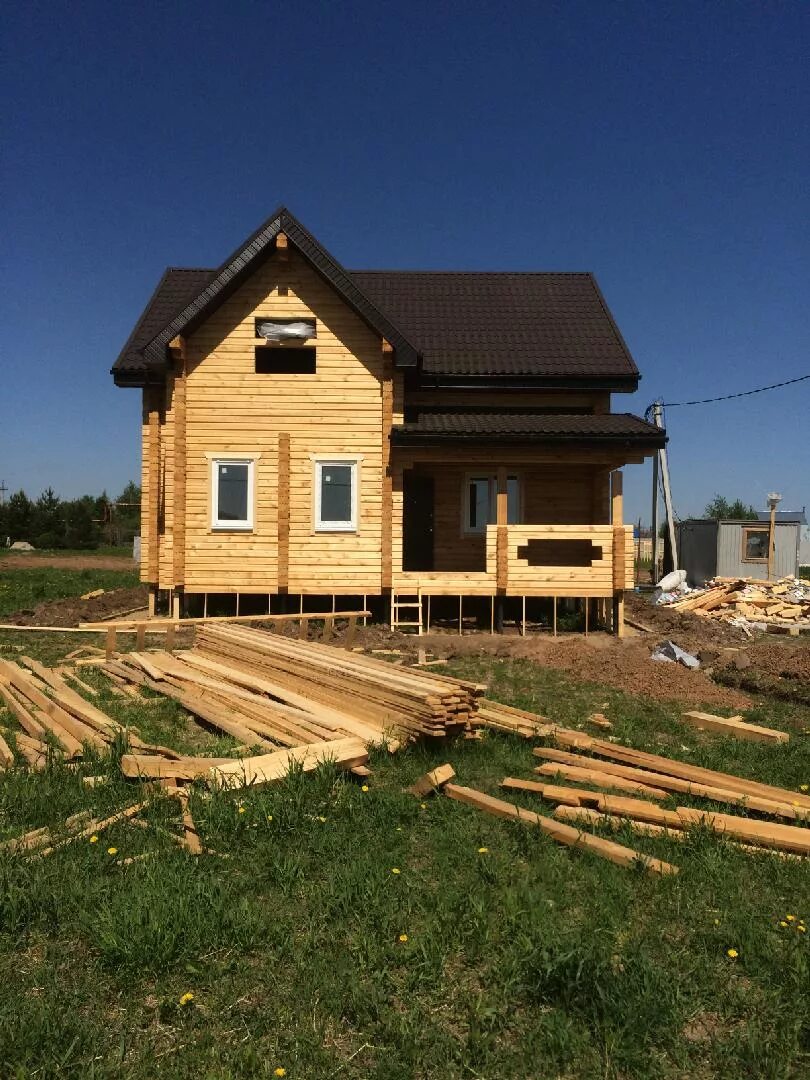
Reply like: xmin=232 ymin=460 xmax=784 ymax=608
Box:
xmin=2 ymin=0 xmax=808 ymax=525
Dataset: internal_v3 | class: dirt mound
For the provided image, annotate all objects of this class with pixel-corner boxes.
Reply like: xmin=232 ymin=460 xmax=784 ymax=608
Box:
xmin=417 ymin=632 xmax=752 ymax=708
xmin=5 ymin=585 xmax=148 ymax=627
xmin=623 ymin=592 xmax=750 ymax=650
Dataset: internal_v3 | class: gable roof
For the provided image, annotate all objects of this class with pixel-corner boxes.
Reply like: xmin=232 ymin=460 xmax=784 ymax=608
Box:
xmin=113 ymin=207 xmax=419 ymax=385
xmin=351 ymin=271 xmax=638 ymax=382
xmin=112 ymin=207 xmax=640 ymax=389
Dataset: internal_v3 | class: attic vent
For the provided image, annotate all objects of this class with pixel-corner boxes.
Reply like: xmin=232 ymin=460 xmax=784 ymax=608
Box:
xmin=256 ymin=318 xmax=316 ymax=342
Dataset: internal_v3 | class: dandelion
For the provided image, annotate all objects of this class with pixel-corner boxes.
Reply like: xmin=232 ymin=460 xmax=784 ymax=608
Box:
xmin=89 ymin=835 xmax=99 ymax=844
xmin=780 ymin=921 xmax=789 ymax=928
xmin=800 ymin=784 xmax=808 ymax=792
xmin=361 ymin=785 xmax=369 ymax=792
xmin=786 ymin=914 xmax=796 ymax=922
xmin=727 ymin=948 xmax=739 ymax=959
xmin=317 ymin=816 xmax=327 ymax=823
xmin=391 ymin=867 xmax=401 ymax=875
xmin=398 ymin=933 xmax=408 ymax=943
xmin=238 ymin=806 xmax=246 ymax=815
xmin=478 ymin=847 xmax=489 ymax=854
xmin=274 ymin=1069 xmax=286 ymax=1078
xmin=713 ymin=919 xmax=720 ymax=926
xmin=107 ymin=847 xmax=118 ymax=856
xmin=798 ymin=925 xmax=807 ymax=934
xmin=178 ymin=992 xmax=195 ymax=1006
xmin=420 ymin=803 xmax=427 ymax=810
xmin=266 ymin=815 xmax=273 ymax=822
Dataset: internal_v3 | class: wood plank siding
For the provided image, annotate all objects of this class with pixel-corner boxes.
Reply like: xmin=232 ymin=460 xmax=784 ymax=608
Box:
xmin=143 ymin=249 xmax=394 ymax=594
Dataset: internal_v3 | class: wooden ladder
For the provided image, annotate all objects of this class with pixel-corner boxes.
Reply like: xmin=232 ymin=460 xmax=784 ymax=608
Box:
xmin=390 ymin=590 xmax=423 ymax=634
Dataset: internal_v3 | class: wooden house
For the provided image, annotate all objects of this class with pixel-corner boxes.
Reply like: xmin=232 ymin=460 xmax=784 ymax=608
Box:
xmin=112 ymin=207 xmax=665 ymax=634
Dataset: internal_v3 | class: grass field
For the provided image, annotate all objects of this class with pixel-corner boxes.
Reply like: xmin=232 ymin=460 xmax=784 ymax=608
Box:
xmin=0 ymin=567 xmax=808 ymax=1079
xmin=0 ymin=566 xmax=140 ymax=619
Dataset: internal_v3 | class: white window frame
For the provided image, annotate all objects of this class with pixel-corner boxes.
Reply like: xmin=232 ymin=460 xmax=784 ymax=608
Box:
xmin=208 ymin=454 xmax=258 ymax=531
xmin=313 ymin=456 xmax=360 ymax=533
xmin=462 ymin=473 xmax=521 ymax=535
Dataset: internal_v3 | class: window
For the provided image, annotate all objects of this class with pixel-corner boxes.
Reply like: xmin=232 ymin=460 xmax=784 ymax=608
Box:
xmin=742 ymin=527 xmax=769 ymax=562
xmin=255 ymin=347 xmax=316 ymax=374
xmin=315 ymin=459 xmax=358 ymax=531
xmin=211 ymin=458 xmax=255 ymax=530
xmin=464 ymin=475 xmax=520 ymax=534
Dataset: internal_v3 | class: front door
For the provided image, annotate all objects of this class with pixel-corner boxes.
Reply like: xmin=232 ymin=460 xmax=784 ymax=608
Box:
xmin=402 ymin=471 xmax=435 ymax=571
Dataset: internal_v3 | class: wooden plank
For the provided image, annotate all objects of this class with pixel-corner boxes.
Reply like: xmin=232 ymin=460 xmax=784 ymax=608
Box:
xmin=529 ymin=764 xmax=670 ymax=798
xmin=381 ymin=354 xmax=393 ymax=590
xmin=0 ymin=683 xmax=47 ymax=739
xmin=172 ymin=352 xmax=187 ymax=588
xmin=146 ymin=386 xmax=161 ymax=583
xmin=80 ymin=609 xmax=370 ymax=630
xmin=532 ymin=747 xmax=806 ymax=821
xmin=443 ymin=783 xmax=678 ymax=876
xmin=207 ymin=737 xmax=368 ymax=788
xmin=277 ymin=432 xmax=290 ymax=590
xmin=0 ymin=732 xmax=13 ymax=767
xmin=36 ymin=801 xmax=149 ymax=858
xmin=120 ymin=753 xmax=235 ymax=780
xmin=549 ymin=730 xmax=810 ymax=811
xmin=680 ymin=710 xmax=789 ymax=744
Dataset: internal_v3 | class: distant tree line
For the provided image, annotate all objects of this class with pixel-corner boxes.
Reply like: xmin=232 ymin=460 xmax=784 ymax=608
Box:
xmin=703 ymin=494 xmax=759 ymax=520
xmin=0 ymin=482 xmax=141 ymax=549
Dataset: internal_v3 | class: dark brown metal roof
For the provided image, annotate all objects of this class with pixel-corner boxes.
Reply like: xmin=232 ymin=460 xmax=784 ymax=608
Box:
xmin=112 ymin=208 xmax=640 ymax=389
xmin=391 ymin=412 xmax=665 ymax=447
xmin=114 ymin=268 xmax=215 ymax=383
xmin=351 ymin=271 xmax=638 ymax=381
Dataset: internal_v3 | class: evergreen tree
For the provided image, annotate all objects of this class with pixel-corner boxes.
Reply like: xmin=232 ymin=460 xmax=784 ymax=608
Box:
xmin=5 ymin=490 xmax=33 ymax=543
xmin=32 ymin=488 xmax=64 ymax=548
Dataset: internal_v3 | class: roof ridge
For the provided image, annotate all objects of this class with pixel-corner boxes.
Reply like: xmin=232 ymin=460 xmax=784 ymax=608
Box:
xmin=349 ymin=269 xmax=594 ymax=276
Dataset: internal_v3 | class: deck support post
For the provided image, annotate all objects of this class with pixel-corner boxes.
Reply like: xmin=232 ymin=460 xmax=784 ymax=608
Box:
xmin=148 ymin=588 xmax=157 ymax=618
xmin=171 ymin=592 xmax=181 ymax=620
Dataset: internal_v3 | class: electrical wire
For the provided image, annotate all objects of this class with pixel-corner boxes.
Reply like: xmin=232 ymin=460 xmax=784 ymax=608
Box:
xmin=653 ymin=372 xmax=810 ymax=409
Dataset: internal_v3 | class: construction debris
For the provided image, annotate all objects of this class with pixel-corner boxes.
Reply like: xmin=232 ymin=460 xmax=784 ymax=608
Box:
xmin=660 ymin=576 xmax=810 ymax=632
xmin=651 ymin=641 xmax=700 ymax=668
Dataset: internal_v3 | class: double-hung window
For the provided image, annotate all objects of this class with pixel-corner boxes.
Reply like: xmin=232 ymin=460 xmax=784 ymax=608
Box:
xmin=211 ymin=457 xmax=255 ymax=530
xmin=465 ymin=475 xmax=520 ymax=534
xmin=314 ymin=459 xmax=358 ymax=532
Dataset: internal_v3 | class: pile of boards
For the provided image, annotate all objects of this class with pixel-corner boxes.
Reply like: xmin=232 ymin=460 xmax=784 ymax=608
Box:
xmin=95 ymin=624 xmax=487 ymax=784
xmin=665 ymin=576 xmax=810 ymax=630
xmin=0 ymin=654 xmax=172 ymax=767
xmin=500 ymin=727 xmax=810 ymax=858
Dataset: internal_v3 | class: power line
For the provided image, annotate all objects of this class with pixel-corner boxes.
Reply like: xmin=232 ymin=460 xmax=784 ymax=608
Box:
xmin=655 ymin=372 xmax=810 ymax=409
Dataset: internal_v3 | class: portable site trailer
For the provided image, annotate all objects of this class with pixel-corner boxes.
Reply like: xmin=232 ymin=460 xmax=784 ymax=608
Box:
xmin=677 ymin=519 xmax=801 ymax=587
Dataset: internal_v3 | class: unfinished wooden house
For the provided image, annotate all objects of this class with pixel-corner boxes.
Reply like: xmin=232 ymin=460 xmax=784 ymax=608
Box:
xmin=112 ymin=207 xmax=665 ymax=634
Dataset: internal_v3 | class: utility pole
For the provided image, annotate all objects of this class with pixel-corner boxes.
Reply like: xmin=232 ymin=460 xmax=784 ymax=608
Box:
xmin=651 ymin=405 xmax=661 ymax=580
xmin=650 ymin=402 xmax=678 ymax=577
xmin=0 ymin=480 xmax=7 ymax=507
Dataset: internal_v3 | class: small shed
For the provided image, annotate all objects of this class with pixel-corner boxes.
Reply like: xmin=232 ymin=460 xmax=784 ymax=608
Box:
xmin=676 ymin=519 xmax=801 ymax=587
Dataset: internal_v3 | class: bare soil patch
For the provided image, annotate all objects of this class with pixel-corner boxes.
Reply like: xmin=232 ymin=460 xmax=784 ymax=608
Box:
xmin=0 ymin=554 xmax=137 ymax=571
xmin=4 ymin=585 xmax=148 ymax=626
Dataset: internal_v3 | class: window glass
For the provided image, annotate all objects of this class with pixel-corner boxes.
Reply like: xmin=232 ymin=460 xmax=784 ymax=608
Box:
xmin=468 ymin=478 xmax=490 ymax=531
xmin=743 ymin=529 xmax=769 ymax=561
xmin=316 ymin=461 xmax=357 ymax=530
xmin=217 ymin=463 xmax=249 ymax=522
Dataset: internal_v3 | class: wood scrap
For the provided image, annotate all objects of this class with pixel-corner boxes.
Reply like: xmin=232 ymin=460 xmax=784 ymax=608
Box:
xmin=531 ymin=762 xmax=670 ymax=798
xmin=407 ymin=763 xmax=456 ymax=796
xmin=680 ymin=710 xmax=788 ymax=744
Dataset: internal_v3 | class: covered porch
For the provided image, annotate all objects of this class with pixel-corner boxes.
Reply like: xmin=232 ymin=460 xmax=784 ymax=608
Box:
xmin=388 ymin=419 xmax=657 ymax=635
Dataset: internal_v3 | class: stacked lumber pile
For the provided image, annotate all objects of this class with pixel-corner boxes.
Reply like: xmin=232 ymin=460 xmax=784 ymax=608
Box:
xmin=497 ymin=727 xmax=810 ymax=857
xmin=191 ymin=624 xmax=485 ymax=739
xmin=664 ymin=576 xmax=810 ymax=629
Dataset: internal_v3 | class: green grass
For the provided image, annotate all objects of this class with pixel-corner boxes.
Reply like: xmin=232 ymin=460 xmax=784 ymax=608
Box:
xmin=0 ymin=566 xmax=140 ymax=619
xmin=0 ymin=546 xmax=133 ymax=559
xmin=0 ymin=572 xmax=808 ymax=1077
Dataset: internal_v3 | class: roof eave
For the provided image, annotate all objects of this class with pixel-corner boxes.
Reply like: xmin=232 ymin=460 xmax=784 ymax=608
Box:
xmin=390 ymin=432 xmax=667 ymax=449
xmin=417 ymin=373 xmax=640 ymax=392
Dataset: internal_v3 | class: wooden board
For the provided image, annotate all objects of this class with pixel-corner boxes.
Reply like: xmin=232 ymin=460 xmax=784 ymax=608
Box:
xmin=680 ymin=710 xmax=789 ymax=744
xmin=206 ymin=737 xmax=368 ymax=788
xmin=443 ymin=783 xmax=678 ymax=875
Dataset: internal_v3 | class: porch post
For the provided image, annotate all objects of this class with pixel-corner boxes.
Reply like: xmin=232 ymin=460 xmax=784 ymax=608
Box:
xmin=611 ymin=470 xmax=625 ymax=638
xmin=495 ymin=467 xmax=508 ymax=631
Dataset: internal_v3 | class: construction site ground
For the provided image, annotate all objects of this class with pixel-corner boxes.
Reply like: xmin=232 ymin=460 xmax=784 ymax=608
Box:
xmin=1 ymin=562 xmax=808 ymax=1078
